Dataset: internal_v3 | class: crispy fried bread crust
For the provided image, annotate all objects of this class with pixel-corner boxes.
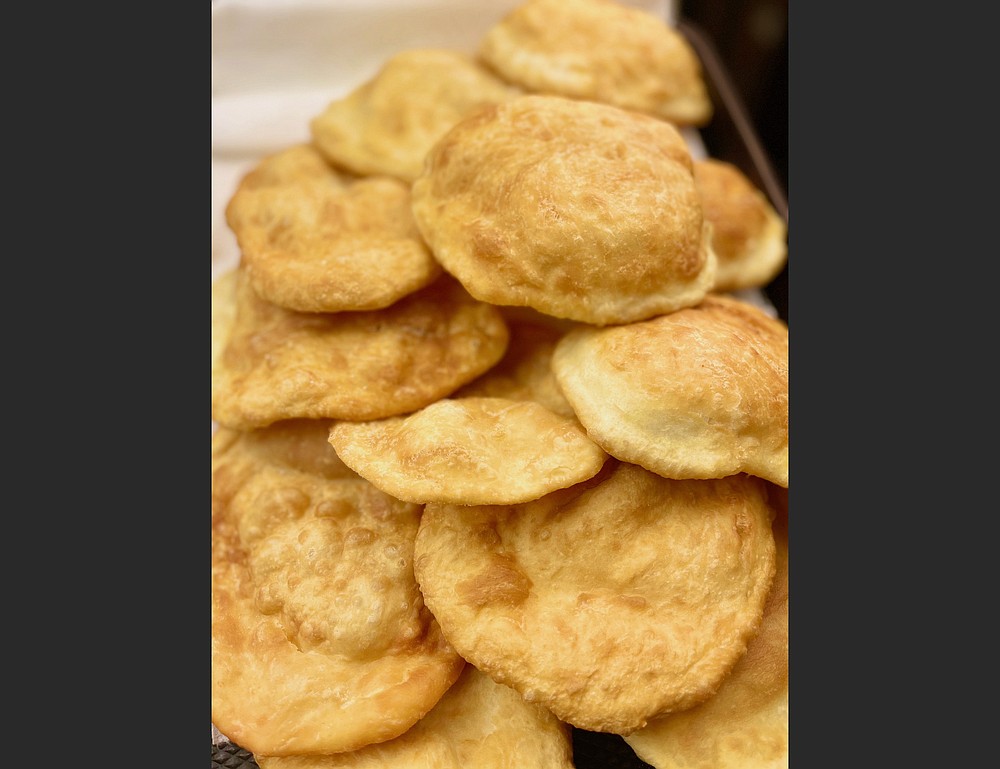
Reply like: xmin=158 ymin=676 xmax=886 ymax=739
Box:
xmin=310 ymin=49 xmax=520 ymax=184
xmin=478 ymin=0 xmax=712 ymax=125
xmin=694 ymin=158 xmax=787 ymax=292
xmin=411 ymin=95 xmax=716 ymax=325
xmin=212 ymin=422 xmax=465 ymax=756
xmin=624 ymin=486 xmax=788 ymax=768
xmin=552 ymin=294 xmax=788 ymax=487
xmin=211 ymin=272 xmax=509 ymax=429
xmin=413 ymin=461 xmax=776 ymax=733
xmin=226 ymin=145 xmax=441 ymax=313
xmin=328 ymin=397 xmax=607 ymax=505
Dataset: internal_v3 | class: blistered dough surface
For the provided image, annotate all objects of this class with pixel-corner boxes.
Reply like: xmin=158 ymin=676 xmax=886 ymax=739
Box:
xmin=413 ymin=461 xmax=777 ymax=733
xmin=211 ymin=272 xmax=509 ymax=429
xmin=411 ymin=94 xmax=716 ymax=325
xmin=311 ymin=49 xmax=521 ymax=183
xmin=329 ymin=397 xmax=607 ymax=504
xmin=479 ymin=0 xmax=712 ymax=125
xmin=212 ymin=423 xmax=464 ymax=756
xmin=552 ymin=294 xmax=788 ymax=486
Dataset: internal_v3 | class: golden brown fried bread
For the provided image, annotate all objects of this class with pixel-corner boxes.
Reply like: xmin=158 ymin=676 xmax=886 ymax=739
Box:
xmin=478 ymin=0 xmax=712 ymax=126
xmin=552 ymin=294 xmax=788 ymax=487
xmin=212 ymin=267 xmax=239 ymax=370
xmin=225 ymin=144 xmax=441 ymax=313
xmin=413 ymin=460 xmax=777 ymax=734
xmin=694 ymin=158 xmax=788 ymax=292
xmin=453 ymin=318 xmax=576 ymax=418
xmin=411 ymin=94 xmax=716 ymax=325
xmin=211 ymin=271 xmax=509 ymax=430
xmin=254 ymin=666 xmax=574 ymax=768
xmin=328 ymin=397 xmax=607 ymax=505
xmin=212 ymin=422 xmax=465 ymax=757
xmin=624 ymin=488 xmax=788 ymax=768
xmin=310 ymin=49 xmax=521 ymax=184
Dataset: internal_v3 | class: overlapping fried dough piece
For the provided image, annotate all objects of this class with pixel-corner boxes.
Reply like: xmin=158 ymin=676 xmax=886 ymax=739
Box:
xmin=411 ymin=94 xmax=717 ymax=325
xmin=454 ymin=317 xmax=576 ymax=418
xmin=552 ymin=294 xmax=788 ymax=487
xmin=255 ymin=665 xmax=574 ymax=769
xmin=478 ymin=0 xmax=712 ymax=126
xmin=413 ymin=460 xmax=777 ymax=734
xmin=212 ymin=422 xmax=465 ymax=757
xmin=328 ymin=397 xmax=607 ymax=505
xmin=624 ymin=486 xmax=788 ymax=768
xmin=225 ymin=144 xmax=441 ymax=313
xmin=211 ymin=271 xmax=509 ymax=430
xmin=310 ymin=49 xmax=521 ymax=184
xmin=694 ymin=158 xmax=788 ymax=292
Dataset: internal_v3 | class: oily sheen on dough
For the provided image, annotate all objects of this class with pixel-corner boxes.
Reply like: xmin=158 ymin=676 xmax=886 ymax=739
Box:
xmin=411 ymin=94 xmax=716 ymax=325
xmin=310 ymin=49 xmax=520 ymax=184
xmin=211 ymin=271 xmax=509 ymax=430
xmin=254 ymin=666 xmax=574 ymax=768
xmin=694 ymin=158 xmax=788 ymax=292
xmin=478 ymin=0 xmax=712 ymax=126
xmin=212 ymin=421 xmax=465 ymax=756
xmin=328 ymin=397 xmax=607 ymax=505
xmin=551 ymin=293 xmax=788 ymax=487
xmin=624 ymin=485 xmax=789 ymax=768
xmin=413 ymin=460 xmax=777 ymax=734
xmin=225 ymin=144 xmax=441 ymax=313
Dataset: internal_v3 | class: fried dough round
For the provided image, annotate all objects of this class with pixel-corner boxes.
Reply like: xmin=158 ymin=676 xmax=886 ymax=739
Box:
xmin=211 ymin=271 xmax=510 ymax=430
xmin=212 ymin=422 xmax=465 ymax=756
xmin=255 ymin=666 xmax=574 ymax=769
xmin=226 ymin=144 xmax=441 ymax=313
xmin=328 ymin=397 xmax=607 ymax=505
xmin=310 ymin=49 xmax=521 ymax=184
xmin=552 ymin=294 xmax=788 ymax=487
xmin=694 ymin=158 xmax=788 ymax=292
xmin=411 ymin=94 xmax=717 ymax=325
xmin=478 ymin=0 xmax=712 ymax=126
xmin=624 ymin=489 xmax=788 ymax=768
xmin=413 ymin=461 xmax=777 ymax=734
xmin=453 ymin=318 xmax=576 ymax=418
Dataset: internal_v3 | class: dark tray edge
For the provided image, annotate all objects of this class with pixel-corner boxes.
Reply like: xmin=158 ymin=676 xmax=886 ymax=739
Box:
xmin=679 ymin=17 xmax=789 ymax=322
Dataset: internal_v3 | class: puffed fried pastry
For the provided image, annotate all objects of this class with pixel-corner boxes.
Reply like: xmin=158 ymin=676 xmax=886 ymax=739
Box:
xmin=551 ymin=294 xmax=788 ymax=487
xmin=212 ymin=420 xmax=465 ymax=756
xmin=624 ymin=485 xmax=789 ymax=768
xmin=413 ymin=460 xmax=777 ymax=734
xmin=411 ymin=94 xmax=717 ymax=325
xmin=328 ymin=397 xmax=607 ymax=505
xmin=478 ymin=0 xmax=712 ymax=126
xmin=694 ymin=158 xmax=788 ymax=292
xmin=225 ymin=144 xmax=441 ymax=313
xmin=254 ymin=665 xmax=574 ymax=768
xmin=310 ymin=49 xmax=520 ymax=184
xmin=211 ymin=271 xmax=509 ymax=430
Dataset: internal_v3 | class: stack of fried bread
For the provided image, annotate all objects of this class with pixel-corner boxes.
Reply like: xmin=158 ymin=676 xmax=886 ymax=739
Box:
xmin=212 ymin=0 xmax=789 ymax=767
